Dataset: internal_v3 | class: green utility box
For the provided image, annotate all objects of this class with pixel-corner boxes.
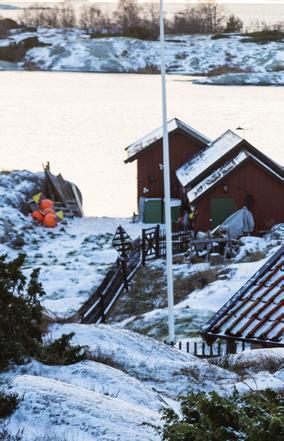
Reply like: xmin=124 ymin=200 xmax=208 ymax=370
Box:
xmin=142 ymin=198 xmax=181 ymax=224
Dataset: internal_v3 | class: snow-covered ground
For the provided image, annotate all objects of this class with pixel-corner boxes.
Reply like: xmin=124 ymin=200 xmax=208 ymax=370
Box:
xmin=1 ymin=170 xmax=283 ymax=440
xmin=2 ymin=326 xmax=283 ymax=441
xmin=0 ymin=28 xmax=284 ymax=85
xmin=0 ymin=170 xmax=143 ymax=317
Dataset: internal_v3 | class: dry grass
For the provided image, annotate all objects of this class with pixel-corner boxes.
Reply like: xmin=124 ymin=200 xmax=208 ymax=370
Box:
xmin=89 ymin=347 xmax=126 ymax=372
xmin=109 ymin=265 xmax=219 ymax=322
xmin=240 ymin=250 xmax=266 ymax=262
xmin=129 ymin=63 xmax=160 ymax=74
xmin=241 ymin=30 xmax=284 ymax=44
xmin=208 ymin=351 xmax=283 ymax=379
xmin=206 ymin=65 xmax=253 ymax=77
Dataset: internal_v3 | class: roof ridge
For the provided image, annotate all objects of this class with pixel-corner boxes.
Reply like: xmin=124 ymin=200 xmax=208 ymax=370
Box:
xmin=125 ymin=118 xmax=211 ymax=162
xmin=209 ymin=129 xmax=243 ymax=146
xmin=176 ymin=129 xmax=245 ymax=187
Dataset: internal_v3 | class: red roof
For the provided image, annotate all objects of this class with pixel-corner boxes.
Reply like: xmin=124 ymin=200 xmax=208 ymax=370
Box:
xmin=202 ymin=246 xmax=284 ymax=347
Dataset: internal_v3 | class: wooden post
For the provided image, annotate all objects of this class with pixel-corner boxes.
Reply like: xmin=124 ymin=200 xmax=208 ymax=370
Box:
xmin=194 ymin=341 xmax=197 ymax=356
xmin=155 ymin=224 xmax=160 ymax=258
xmin=202 ymin=342 xmax=205 ymax=357
xmin=142 ymin=229 xmax=146 ymax=266
xmin=218 ymin=340 xmax=221 ymax=356
xmin=99 ymin=288 xmax=105 ymax=323
xmin=120 ymin=257 xmax=129 ymax=292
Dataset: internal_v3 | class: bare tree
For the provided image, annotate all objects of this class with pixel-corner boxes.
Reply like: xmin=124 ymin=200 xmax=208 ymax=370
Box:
xmin=80 ymin=4 xmax=102 ymax=33
xmin=114 ymin=0 xmax=141 ymax=34
xmin=20 ymin=2 xmax=75 ymax=29
xmin=79 ymin=4 xmax=112 ymax=34
xmin=197 ymin=0 xmax=224 ymax=33
xmin=57 ymin=4 xmax=76 ymax=29
xmin=141 ymin=3 xmax=160 ymax=39
xmin=171 ymin=5 xmax=207 ymax=34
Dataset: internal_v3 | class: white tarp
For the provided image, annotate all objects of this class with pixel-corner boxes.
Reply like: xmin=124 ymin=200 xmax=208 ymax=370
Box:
xmin=221 ymin=207 xmax=254 ymax=239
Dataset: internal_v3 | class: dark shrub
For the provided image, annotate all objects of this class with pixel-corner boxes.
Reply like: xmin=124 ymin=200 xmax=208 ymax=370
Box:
xmin=0 ymin=18 xmax=20 ymax=38
xmin=122 ymin=25 xmax=159 ymax=40
xmin=162 ymin=389 xmax=284 ymax=441
xmin=0 ymin=254 xmax=44 ymax=370
xmin=37 ymin=333 xmax=88 ymax=365
xmin=0 ymin=391 xmax=21 ymax=419
xmin=241 ymin=30 xmax=284 ymax=44
xmin=0 ymin=37 xmax=49 ymax=63
xmin=225 ymin=15 xmax=243 ymax=33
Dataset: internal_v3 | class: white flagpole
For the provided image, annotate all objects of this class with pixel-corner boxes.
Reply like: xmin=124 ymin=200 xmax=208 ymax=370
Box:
xmin=159 ymin=0 xmax=175 ymax=343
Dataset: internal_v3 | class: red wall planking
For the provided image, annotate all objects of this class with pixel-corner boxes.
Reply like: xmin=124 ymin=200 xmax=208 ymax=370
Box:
xmin=137 ymin=130 xmax=205 ymax=202
xmin=195 ymin=159 xmax=284 ymax=233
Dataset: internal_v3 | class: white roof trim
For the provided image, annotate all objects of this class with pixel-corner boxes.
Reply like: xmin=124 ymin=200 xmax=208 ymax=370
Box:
xmin=126 ymin=118 xmax=211 ymax=161
xmin=176 ymin=130 xmax=243 ymax=188
xmin=187 ymin=149 xmax=284 ymax=203
xmin=187 ymin=150 xmax=248 ymax=202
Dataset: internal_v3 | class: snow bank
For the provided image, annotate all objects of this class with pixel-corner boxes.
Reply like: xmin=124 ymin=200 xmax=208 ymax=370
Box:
xmin=228 ymin=348 xmax=284 ymax=394
xmin=1 ymin=29 xmax=283 ymax=84
xmin=3 ymin=359 xmax=164 ymax=413
xmin=50 ymin=323 xmax=237 ymax=397
xmin=9 ymin=375 xmax=160 ymax=441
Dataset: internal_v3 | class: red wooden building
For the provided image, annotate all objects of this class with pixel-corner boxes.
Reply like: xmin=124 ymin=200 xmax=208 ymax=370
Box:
xmin=125 ymin=119 xmax=284 ymax=232
xmin=125 ymin=118 xmax=211 ymax=200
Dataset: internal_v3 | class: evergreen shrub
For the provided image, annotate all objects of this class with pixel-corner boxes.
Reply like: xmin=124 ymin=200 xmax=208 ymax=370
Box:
xmin=162 ymin=389 xmax=284 ymax=441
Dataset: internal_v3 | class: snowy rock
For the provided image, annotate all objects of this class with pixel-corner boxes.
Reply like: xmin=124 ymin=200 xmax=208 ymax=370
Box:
xmin=0 ymin=29 xmax=283 ymax=84
xmin=195 ymin=72 xmax=284 ymax=86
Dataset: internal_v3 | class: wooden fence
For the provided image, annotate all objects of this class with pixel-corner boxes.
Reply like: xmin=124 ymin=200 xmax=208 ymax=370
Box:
xmin=176 ymin=339 xmax=250 ymax=358
xmin=142 ymin=225 xmax=193 ymax=264
xmin=142 ymin=225 xmax=236 ymax=264
xmin=78 ymin=244 xmax=141 ymax=324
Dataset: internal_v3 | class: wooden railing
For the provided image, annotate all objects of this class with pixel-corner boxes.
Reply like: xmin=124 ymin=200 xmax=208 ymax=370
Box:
xmin=78 ymin=244 xmax=141 ymax=324
xmin=142 ymin=225 xmax=236 ymax=264
xmin=142 ymin=225 xmax=193 ymax=264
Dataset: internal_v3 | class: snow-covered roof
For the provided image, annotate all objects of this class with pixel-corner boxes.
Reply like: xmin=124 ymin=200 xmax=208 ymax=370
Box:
xmin=187 ymin=150 xmax=248 ymax=202
xmin=202 ymin=246 xmax=284 ymax=347
xmin=187 ymin=149 xmax=284 ymax=203
xmin=176 ymin=130 xmax=243 ymax=187
xmin=125 ymin=118 xmax=211 ymax=163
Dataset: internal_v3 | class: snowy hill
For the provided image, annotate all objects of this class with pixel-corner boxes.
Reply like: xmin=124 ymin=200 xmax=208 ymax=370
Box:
xmin=1 ymin=170 xmax=284 ymax=440
xmin=2 ymin=325 xmax=284 ymax=440
xmin=0 ymin=28 xmax=283 ymax=85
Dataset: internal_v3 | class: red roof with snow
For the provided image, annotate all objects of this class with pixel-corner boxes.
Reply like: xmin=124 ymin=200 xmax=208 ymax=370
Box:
xmin=202 ymin=246 xmax=284 ymax=347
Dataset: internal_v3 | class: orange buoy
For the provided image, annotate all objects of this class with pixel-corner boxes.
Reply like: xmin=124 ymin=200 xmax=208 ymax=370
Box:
xmin=43 ymin=213 xmax=57 ymax=228
xmin=40 ymin=199 xmax=54 ymax=210
xmin=43 ymin=207 xmax=55 ymax=215
xmin=32 ymin=210 xmax=44 ymax=223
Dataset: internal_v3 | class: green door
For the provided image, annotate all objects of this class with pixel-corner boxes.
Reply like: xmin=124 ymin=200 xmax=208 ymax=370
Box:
xmin=211 ymin=198 xmax=235 ymax=228
xmin=143 ymin=199 xmax=163 ymax=223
